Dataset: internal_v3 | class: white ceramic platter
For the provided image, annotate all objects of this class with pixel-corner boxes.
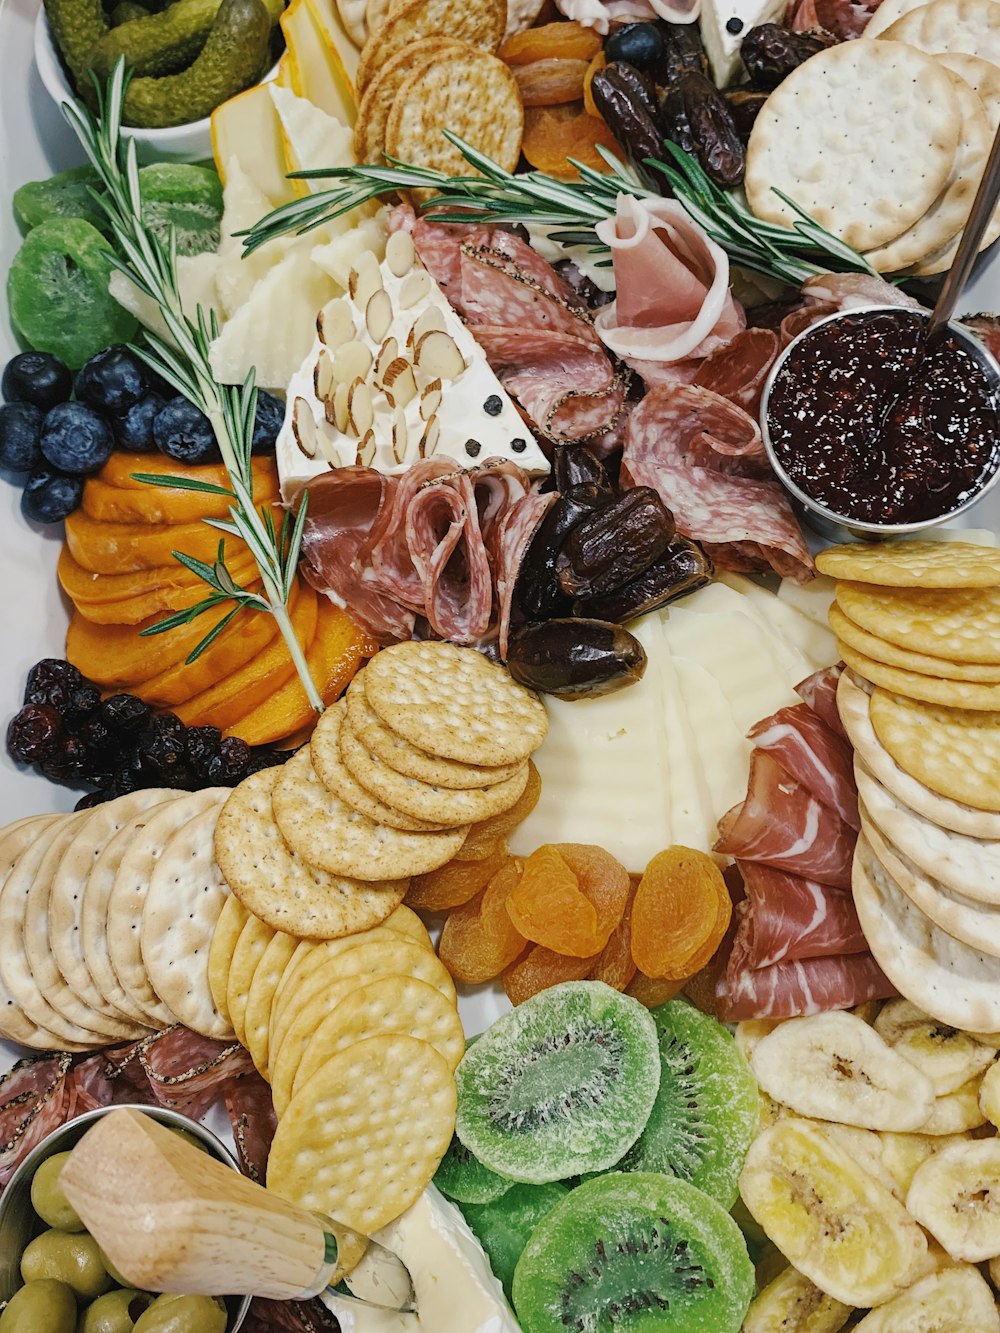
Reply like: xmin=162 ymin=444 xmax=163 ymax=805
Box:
xmin=2 ymin=0 xmax=1000 ymax=1076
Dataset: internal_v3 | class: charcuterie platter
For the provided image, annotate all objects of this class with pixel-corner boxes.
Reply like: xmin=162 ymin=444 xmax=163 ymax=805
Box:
xmin=4 ymin=0 xmax=1000 ymax=1327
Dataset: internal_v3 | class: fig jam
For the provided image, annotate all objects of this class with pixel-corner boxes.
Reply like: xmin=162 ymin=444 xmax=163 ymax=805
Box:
xmin=765 ymin=309 xmax=1000 ymax=524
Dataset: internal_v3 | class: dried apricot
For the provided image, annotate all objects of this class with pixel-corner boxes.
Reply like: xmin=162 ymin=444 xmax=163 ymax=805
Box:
xmin=500 ymin=20 xmax=601 ymax=64
xmin=521 ymin=104 xmax=622 ymax=179
xmin=630 ymin=847 xmax=733 ymax=981
xmin=439 ymin=859 xmax=529 ymax=985
xmin=583 ymin=50 xmax=606 ymax=118
xmin=626 ymin=972 xmax=686 ymax=1008
xmin=502 ymin=944 xmax=599 ymax=1006
xmin=407 ymin=844 xmax=511 ymax=913
xmin=513 ymin=58 xmax=589 ymax=107
xmin=506 ymin=843 xmax=630 ymax=957
xmin=589 ymin=883 xmax=636 ymax=992
xmin=456 ymin=761 xmax=541 ymax=861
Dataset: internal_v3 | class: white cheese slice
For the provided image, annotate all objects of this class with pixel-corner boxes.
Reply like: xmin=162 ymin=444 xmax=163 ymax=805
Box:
xmin=671 ymin=653 xmax=751 ymax=833
xmin=719 ymin=572 xmax=836 ymax=671
xmin=699 ymin=0 xmax=785 ymax=87
xmin=657 ymin=639 xmax=716 ymax=856
xmin=674 ymin=580 xmax=815 ymax=683
xmin=320 ymin=1293 xmax=419 ymax=1332
xmin=269 ymin=83 xmax=355 ymax=184
xmin=777 ymin=575 xmax=836 ymax=630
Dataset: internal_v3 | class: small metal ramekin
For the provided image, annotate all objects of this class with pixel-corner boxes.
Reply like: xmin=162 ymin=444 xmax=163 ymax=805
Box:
xmin=0 ymin=1104 xmax=252 ymax=1331
xmin=759 ymin=303 xmax=1000 ymax=543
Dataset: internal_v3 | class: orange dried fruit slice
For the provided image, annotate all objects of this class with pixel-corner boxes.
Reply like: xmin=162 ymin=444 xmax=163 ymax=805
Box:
xmin=98 ymin=452 xmax=277 ymax=493
xmin=506 ymin=842 xmax=629 ymax=957
xmin=59 ymin=546 xmax=260 ymax=624
xmin=499 ymin=20 xmax=601 ymax=64
xmin=501 ymin=944 xmax=598 ymax=1006
xmin=455 ymin=760 xmax=541 ymax=861
xmin=82 ymin=472 xmax=279 ymax=525
xmin=631 ymin=848 xmax=733 ymax=982
xmin=589 ymin=882 xmax=636 ymax=992
xmin=626 ymin=972 xmax=686 ymax=1008
xmin=513 ymin=58 xmax=589 ymax=107
xmin=521 ymin=103 xmax=621 ymax=178
xmin=64 ymin=505 xmax=282 ymax=575
xmin=407 ymin=843 xmax=511 ymax=912
xmin=439 ymin=858 xmax=529 ymax=984
xmin=583 ymin=50 xmax=606 ymax=117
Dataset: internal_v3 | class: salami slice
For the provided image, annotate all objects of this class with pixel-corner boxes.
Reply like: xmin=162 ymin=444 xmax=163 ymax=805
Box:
xmin=226 ymin=1069 xmax=278 ymax=1185
xmin=405 ymin=472 xmax=494 ymax=641
xmin=0 ymin=1054 xmax=73 ymax=1186
xmin=693 ymin=327 xmax=781 ymax=415
xmin=139 ymin=1026 xmax=254 ymax=1122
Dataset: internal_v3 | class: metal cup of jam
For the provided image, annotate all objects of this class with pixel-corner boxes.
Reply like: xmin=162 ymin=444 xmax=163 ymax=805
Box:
xmin=760 ymin=304 xmax=1000 ymax=542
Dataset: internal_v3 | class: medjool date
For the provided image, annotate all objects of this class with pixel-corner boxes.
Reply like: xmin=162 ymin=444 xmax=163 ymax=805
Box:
xmin=740 ymin=24 xmax=833 ymax=90
xmin=506 ymin=619 xmax=647 ymax=699
xmin=589 ymin=64 xmax=665 ymax=171
xmin=573 ymin=538 xmax=713 ymax=622
xmin=655 ymin=19 xmax=708 ymax=87
xmin=662 ymin=70 xmax=745 ymax=188
xmin=556 ymin=487 xmax=674 ymax=599
xmin=516 ymin=484 xmax=609 ymax=619
xmin=553 ymin=444 xmax=614 ymax=497
xmin=724 ymin=89 xmax=769 ymax=143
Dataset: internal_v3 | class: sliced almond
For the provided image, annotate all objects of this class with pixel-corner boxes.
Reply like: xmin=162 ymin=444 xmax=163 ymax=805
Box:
xmin=386 ymin=230 xmax=416 ymax=278
xmin=415 ymin=329 xmax=465 ymax=380
xmin=383 ymin=358 xmax=418 ymax=410
xmin=392 ymin=409 xmax=409 ymax=464
xmin=420 ymin=378 xmax=442 ymax=421
xmin=374 ymin=336 xmax=400 ymax=388
xmin=349 ymin=251 xmax=384 ymax=309
xmin=366 ymin=288 xmax=393 ymax=343
xmin=357 ymin=429 xmax=377 ymax=467
xmin=332 ymin=339 xmax=374 ymax=386
xmin=314 ymin=347 xmax=335 ymax=403
xmin=407 ymin=305 xmax=446 ymax=349
xmin=348 ymin=377 xmax=375 ymax=437
xmin=318 ymin=297 xmax=355 ymax=348
xmin=333 ymin=382 xmax=351 ymax=434
xmin=292 ymin=398 xmax=318 ymax=458
xmin=399 ymin=268 xmax=432 ymax=310
xmin=421 ymin=413 xmax=440 ymax=458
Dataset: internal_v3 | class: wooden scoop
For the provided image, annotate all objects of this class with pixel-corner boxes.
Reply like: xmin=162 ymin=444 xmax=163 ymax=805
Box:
xmin=60 ymin=1108 xmax=415 ymax=1311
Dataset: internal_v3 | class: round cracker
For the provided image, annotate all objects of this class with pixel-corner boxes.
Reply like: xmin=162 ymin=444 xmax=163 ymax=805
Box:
xmin=745 ymin=41 xmax=960 ymax=251
xmin=863 ymin=0 xmax=930 ymax=36
xmin=854 ymin=835 xmax=1000 ymax=1031
xmin=106 ymin=788 xmax=228 ymax=1024
xmin=840 ymin=640 xmax=1000 ymax=710
xmin=267 ymin=1034 xmax=456 ymax=1235
xmin=363 ymin=641 xmax=547 ymax=766
xmin=816 ymin=541 xmax=1000 ymax=587
xmin=214 ymin=767 xmax=408 ymax=939
xmin=140 ymin=804 xmax=235 ymax=1041
xmin=49 ymin=789 xmax=171 ymax=1032
xmin=270 ymin=974 xmax=378 ymax=1116
xmin=837 ymin=672 xmax=1000 ymax=837
xmin=865 ymin=75 xmax=991 ymax=272
xmin=345 ymin=674 xmax=524 ymax=788
xmin=242 ymin=931 xmax=300 ymax=1075
xmin=274 ymin=732 xmax=468 ymax=880
xmin=354 ymin=36 xmax=466 ymax=162
xmin=836 ymin=581 xmax=1000 ymax=662
xmin=336 ymin=0 xmax=368 ymax=45
xmin=207 ymin=893 xmax=250 ymax=1030
xmin=227 ymin=914 xmax=275 ymax=1049
xmin=870 ymin=687 xmax=1000 ymax=812
xmin=830 ymin=603 xmax=1000 ymax=681
xmin=292 ymin=973 xmax=464 ymax=1101
xmin=385 ymin=46 xmax=524 ymax=177
xmin=883 ymin=0 xmax=1000 ymax=64
xmin=0 ymin=815 xmax=67 ymax=1048
xmin=356 ymin=0 xmax=506 ymax=92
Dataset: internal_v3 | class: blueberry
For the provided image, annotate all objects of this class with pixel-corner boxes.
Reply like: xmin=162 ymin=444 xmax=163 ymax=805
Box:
xmin=40 ymin=401 xmax=115 ymax=475
xmin=0 ymin=402 xmax=44 ymax=472
xmin=251 ymin=390 xmax=285 ymax=455
xmin=153 ymin=396 xmax=219 ymax=464
xmin=2 ymin=351 xmax=73 ymax=410
xmin=605 ymin=22 xmax=663 ymax=69
xmin=114 ymin=392 xmax=166 ymax=452
xmin=21 ymin=467 xmax=85 ymax=524
xmin=74 ymin=344 xmax=148 ymax=415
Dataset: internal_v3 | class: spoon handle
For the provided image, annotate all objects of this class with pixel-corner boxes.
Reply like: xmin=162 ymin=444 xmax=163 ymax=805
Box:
xmin=930 ymin=120 xmax=1000 ymax=336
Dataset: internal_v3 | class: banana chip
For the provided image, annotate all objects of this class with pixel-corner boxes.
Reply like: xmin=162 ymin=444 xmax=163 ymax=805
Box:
xmin=742 ymin=1263 xmax=852 ymax=1333
xmin=874 ymin=999 xmax=997 ymax=1096
xmin=907 ymin=1139 xmax=1000 ymax=1262
xmin=852 ymin=1266 xmax=1000 ymax=1331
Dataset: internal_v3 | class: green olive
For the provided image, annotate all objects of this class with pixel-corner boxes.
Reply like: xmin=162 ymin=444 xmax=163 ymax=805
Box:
xmin=20 ymin=1230 xmax=112 ymax=1302
xmin=132 ymin=1294 xmax=227 ymax=1333
xmin=0 ymin=1279 xmax=76 ymax=1333
xmin=30 ymin=1153 xmax=85 ymax=1232
xmin=97 ymin=1252 xmax=133 ymax=1290
xmin=77 ymin=1289 xmax=154 ymax=1333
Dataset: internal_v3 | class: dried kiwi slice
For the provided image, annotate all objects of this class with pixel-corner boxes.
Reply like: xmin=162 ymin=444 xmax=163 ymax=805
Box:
xmin=13 ymin=166 xmax=108 ymax=235
xmin=512 ymin=1172 xmax=755 ymax=1333
xmin=454 ymin=981 xmax=660 ymax=1184
xmin=614 ymin=1000 xmax=758 ymax=1208
xmin=461 ymin=1182 xmax=568 ymax=1301
xmin=435 ymin=1135 xmax=514 ymax=1206
xmin=138 ymin=163 xmax=223 ymax=256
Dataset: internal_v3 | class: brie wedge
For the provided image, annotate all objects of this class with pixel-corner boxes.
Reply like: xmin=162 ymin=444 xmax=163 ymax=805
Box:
xmin=698 ymin=0 xmax=785 ymax=87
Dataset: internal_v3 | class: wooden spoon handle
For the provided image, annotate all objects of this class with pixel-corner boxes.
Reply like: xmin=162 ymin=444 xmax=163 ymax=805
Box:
xmin=60 ymin=1108 xmax=367 ymax=1300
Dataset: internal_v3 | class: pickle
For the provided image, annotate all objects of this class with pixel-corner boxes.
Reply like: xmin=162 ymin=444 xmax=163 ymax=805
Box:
xmin=111 ymin=1 xmax=150 ymax=23
xmin=43 ymin=0 xmax=109 ymax=91
xmin=91 ymin=0 xmax=223 ymax=78
xmin=122 ymin=0 xmax=270 ymax=128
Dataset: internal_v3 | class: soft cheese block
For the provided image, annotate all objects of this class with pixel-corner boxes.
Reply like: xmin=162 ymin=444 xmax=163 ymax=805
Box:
xmin=699 ymin=0 xmax=785 ymax=86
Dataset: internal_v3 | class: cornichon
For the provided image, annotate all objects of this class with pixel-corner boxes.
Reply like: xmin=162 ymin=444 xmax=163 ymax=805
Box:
xmin=110 ymin=1 xmax=150 ymax=23
xmin=43 ymin=0 xmax=108 ymax=90
xmin=90 ymin=0 xmax=224 ymax=78
xmin=122 ymin=0 xmax=270 ymax=127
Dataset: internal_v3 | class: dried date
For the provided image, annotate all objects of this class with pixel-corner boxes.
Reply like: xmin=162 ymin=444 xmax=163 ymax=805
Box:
xmin=553 ymin=443 xmax=614 ymax=497
xmin=506 ymin=619 xmax=647 ymax=699
xmin=741 ymin=24 xmax=834 ymax=90
xmin=654 ymin=19 xmax=708 ymax=88
xmin=662 ymin=70 xmax=745 ymax=188
xmin=555 ymin=487 xmax=674 ymax=599
xmin=516 ymin=484 xmax=609 ymax=619
xmin=724 ymin=89 xmax=769 ymax=143
xmin=590 ymin=64 xmax=665 ymax=171
xmin=573 ymin=538 xmax=713 ymax=622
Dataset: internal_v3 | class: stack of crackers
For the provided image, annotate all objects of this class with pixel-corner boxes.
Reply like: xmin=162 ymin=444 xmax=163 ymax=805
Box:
xmin=351 ymin=0 xmax=525 ymax=175
xmin=818 ymin=541 xmax=1000 ymax=1033
xmin=746 ymin=4 xmax=1000 ymax=276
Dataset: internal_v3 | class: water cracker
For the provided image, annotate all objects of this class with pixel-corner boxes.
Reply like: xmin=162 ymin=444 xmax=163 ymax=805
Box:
xmin=356 ymin=0 xmax=506 ymax=92
xmin=208 ymin=893 xmax=249 ymax=1031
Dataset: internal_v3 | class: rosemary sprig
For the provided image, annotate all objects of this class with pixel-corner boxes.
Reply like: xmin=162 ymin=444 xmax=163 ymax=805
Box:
xmin=240 ymin=130 xmax=877 ymax=287
xmin=61 ymin=64 xmax=323 ymax=711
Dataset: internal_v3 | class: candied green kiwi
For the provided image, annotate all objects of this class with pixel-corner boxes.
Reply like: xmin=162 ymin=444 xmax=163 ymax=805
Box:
xmin=7 ymin=219 xmax=139 ymax=371
xmin=511 ymin=1173 xmax=755 ymax=1333
xmin=122 ymin=0 xmax=270 ymax=128
xmin=133 ymin=1293 xmax=227 ymax=1332
xmin=435 ymin=1135 xmax=514 ymax=1206
xmin=30 ymin=1151 xmax=86 ymax=1232
xmin=20 ymin=1229 xmax=113 ymax=1302
xmin=454 ymin=981 xmax=660 ymax=1185
xmin=137 ymin=163 xmax=223 ymax=256
xmin=612 ymin=1000 xmax=758 ymax=1209
xmin=460 ymin=1182 xmax=568 ymax=1302
xmin=79 ymin=1288 xmax=155 ymax=1333
xmin=43 ymin=0 xmax=109 ymax=92
xmin=13 ymin=167 xmax=108 ymax=236
xmin=90 ymin=0 xmax=223 ymax=79
xmin=0 ymin=1280 xmax=77 ymax=1333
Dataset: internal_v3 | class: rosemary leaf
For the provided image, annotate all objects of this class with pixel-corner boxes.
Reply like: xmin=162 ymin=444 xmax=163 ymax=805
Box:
xmin=185 ymin=604 xmax=242 ymax=663
xmin=129 ymin=473 xmax=235 ymax=497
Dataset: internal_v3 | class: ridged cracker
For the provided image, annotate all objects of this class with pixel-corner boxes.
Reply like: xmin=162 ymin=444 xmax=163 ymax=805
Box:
xmin=831 ymin=603 xmax=1000 ymax=682
xmin=336 ymin=0 xmax=368 ymax=45
xmin=363 ymin=641 xmax=547 ymax=766
xmin=346 ymin=675 xmax=524 ymax=788
xmin=273 ymin=738 xmax=468 ymax=880
xmin=865 ymin=75 xmax=990 ymax=272
xmin=243 ymin=930 xmax=299 ymax=1075
xmin=745 ymin=41 xmax=960 ymax=250
xmin=837 ymin=581 xmax=1000 ymax=662
xmin=385 ymin=46 xmax=524 ymax=177
xmin=356 ymin=0 xmax=506 ymax=92
xmin=838 ymin=672 xmax=1000 ymax=838
xmin=840 ymin=641 xmax=1000 ymax=710
xmin=354 ymin=36 xmax=465 ymax=162
xmin=227 ymin=914 xmax=275 ymax=1049
xmin=208 ymin=894 xmax=249 ymax=1031
xmin=0 ymin=815 xmax=67 ymax=1048
xmin=817 ymin=541 xmax=1000 ymax=588
xmin=267 ymin=1034 xmax=456 ymax=1234
xmin=140 ymin=804 xmax=234 ymax=1041
xmin=214 ymin=767 xmax=408 ymax=939
xmin=870 ymin=687 xmax=1000 ymax=812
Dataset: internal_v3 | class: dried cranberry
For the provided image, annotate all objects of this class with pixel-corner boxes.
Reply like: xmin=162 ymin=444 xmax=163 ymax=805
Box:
xmin=206 ymin=736 xmax=252 ymax=785
xmin=244 ymin=749 xmax=287 ymax=775
xmin=99 ymin=693 xmax=152 ymax=736
xmin=135 ymin=728 xmax=186 ymax=772
xmin=164 ymin=763 xmax=197 ymax=790
xmin=77 ymin=715 xmax=115 ymax=755
xmin=109 ymin=767 xmax=143 ymax=796
xmin=23 ymin=658 xmax=82 ymax=711
xmin=7 ymin=703 xmax=63 ymax=764
xmin=185 ymin=725 xmax=223 ymax=773
xmin=65 ymin=683 xmax=101 ymax=722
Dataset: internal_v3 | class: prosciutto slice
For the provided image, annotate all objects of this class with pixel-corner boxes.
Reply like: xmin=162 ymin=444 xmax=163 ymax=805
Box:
xmin=736 ymin=861 xmax=865 ymax=968
xmin=718 ymin=943 xmax=896 ymax=1021
xmin=594 ymin=195 xmax=745 ymax=385
xmin=749 ymin=703 xmax=859 ymax=830
xmin=622 ymin=384 xmax=814 ymax=580
xmin=715 ymin=750 xmax=856 ymax=889
xmin=796 ymin=664 xmax=847 ymax=740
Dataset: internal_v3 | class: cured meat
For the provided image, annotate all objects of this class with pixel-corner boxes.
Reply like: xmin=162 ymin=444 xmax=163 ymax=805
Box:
xmin=406 ymin=471 xmax=493 ymax=641
xmin=795 ymin=663 xmax=847 ymax=740
xmin=0 ymin=1054 xmax=73 ymax=1187
xmin=243 ymin=1298 xmax=341 ymax=1332
xmin=594 ymin=195 xmax=745 ymax=384
xmin=801 ymin=272 xmax=923 ymax=311
xmin=139 ymin=1027 xmax=255 ymax=1122
xmin=786 ymin=0 xmax=883 ymax=35
xmin=226 ymin=1070 xmax=278 ymax=1185
xmin=736 ymin=861 xmax=865 ymax=968
xmin=554 ymin=0 xmax=667 ymax=33
xmin=496 ymin=490 xmax=558 ymax=658
xmin=714 ymin=750 xmax=856 ymax=889
xmin=965 ymin=314 xmax=1000 ymax=364
xmin=622 ymin=384 xmax=814 ymax=579
xmin=748 ymin=703 xmax=859 ymax=830
xmin=718 ymin=939 xmax=896 ymax=1021
xmin=693 ymin=327 xmax=781 ymax=415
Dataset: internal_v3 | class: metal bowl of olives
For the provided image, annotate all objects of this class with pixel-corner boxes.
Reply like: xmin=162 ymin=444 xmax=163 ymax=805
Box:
xmin=0 ymin=1104 xmax=252 ymax=1333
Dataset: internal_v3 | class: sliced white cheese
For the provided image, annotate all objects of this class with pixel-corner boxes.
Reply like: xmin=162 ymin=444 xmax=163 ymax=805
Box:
xmin=214 ymin=157 xmax=297 ymax=320
xmin=699 ymin=0 xmax=785 ymax=87
xmin=675 ymin=580 xmax=816 ymax=684
xmin=270 ymin=83 xmax=355 ymax=185
xmin=658 ymin=639 xmax=716 ymax=856
xmin=671 ymin=653 xmax=751 ymax=834
xmin=320 ymin=1293 xmax=419 ymax=1332
xmin=719 ymin=572 xmax=836 ymax=671
xmin=109 ymin=252 xmax=222 ymax=345
xmin=777 ymin=575 xmax=836 ymax=630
